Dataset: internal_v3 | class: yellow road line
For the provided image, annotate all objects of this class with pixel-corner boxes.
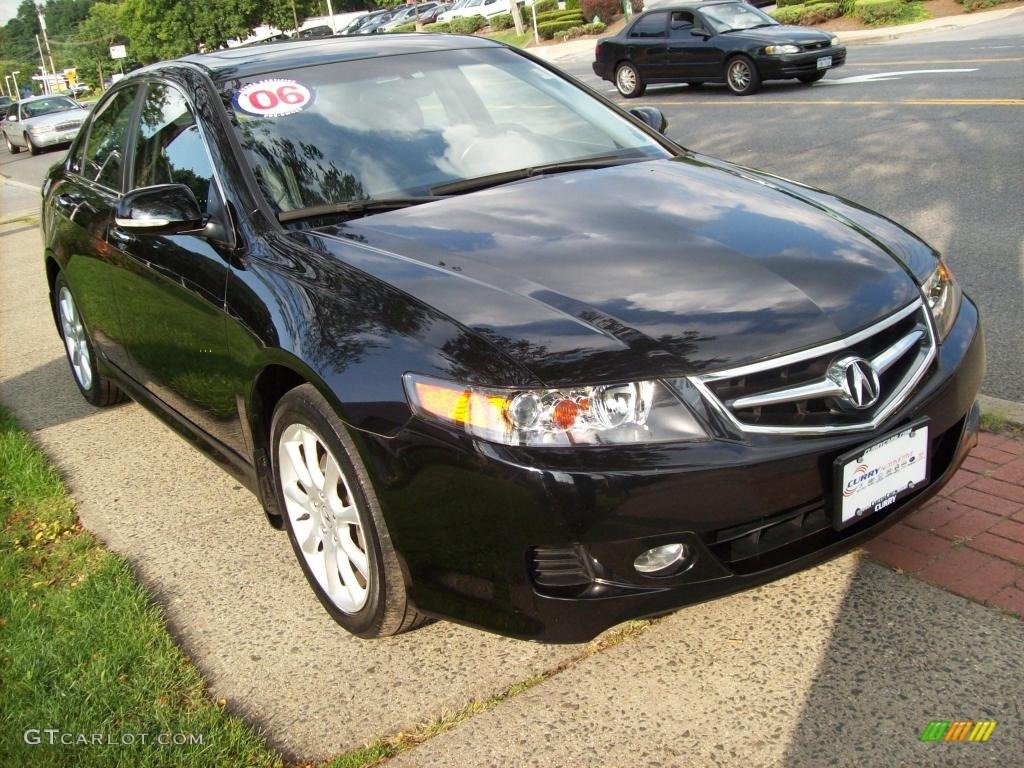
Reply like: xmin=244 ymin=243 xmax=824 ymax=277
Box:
xmin=620 ymin=98 xmax=1024 ymax=106
xmin=845 ymin=57 xmax=1024 ymax=66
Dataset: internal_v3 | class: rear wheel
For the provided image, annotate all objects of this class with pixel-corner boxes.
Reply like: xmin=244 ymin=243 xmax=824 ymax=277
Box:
xmin=615 ymin=62 xmax=646 ymax=98
xmin=272 ymin=384 xmax=427 ymax=638
xmin=53 ymin=273 xmax=126 ymax=407
xmin=798 ymin=71 xmax=827 ymax=84
xmin=25 ymin=133 xmax=40 ymax=156
xmin=5 ymin=132 xmax=20 ymax=154
xmin=725 ymin=55 xmax=761 ymax=96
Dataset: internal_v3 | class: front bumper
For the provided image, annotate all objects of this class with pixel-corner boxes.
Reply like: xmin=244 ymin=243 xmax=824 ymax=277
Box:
xmin=370 ymin=297 xmax=984 ymax=642
xmin=28 ymin=127 xmax=80 ymax=148
xmin=758 ymin=45 xmax=847 ymax=79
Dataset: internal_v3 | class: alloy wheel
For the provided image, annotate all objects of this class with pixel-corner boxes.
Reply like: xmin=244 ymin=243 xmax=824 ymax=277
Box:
xmin=728 ymin=60 xmax=752 ymax=92
xmin=278 ymin=423 xmax=370 ymax=613
xmin=616 ymin=66 xmax=637 ymax=95
xmin=58 ymin=286 xmax=93 ymax=391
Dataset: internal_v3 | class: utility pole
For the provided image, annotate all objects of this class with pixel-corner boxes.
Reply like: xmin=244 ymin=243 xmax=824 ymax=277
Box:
xmin=37 ymin=5 xmax=58 ymax=89
xmin=326 ymin=0 xmax=336 ymax=32
xmin=36 ymin=34 xmax=49 ymax=94
xmin=11 ymin=70 xmax=21 ymax=98
xmin=291 ymin=0 xmax=300 ymax=31
xmin=511 ymin=0 xmax=525 ymax=35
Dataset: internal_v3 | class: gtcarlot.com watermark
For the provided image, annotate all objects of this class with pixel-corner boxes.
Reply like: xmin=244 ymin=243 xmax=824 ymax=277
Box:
xmin=24 ymin=729 xmax=204 ymax=747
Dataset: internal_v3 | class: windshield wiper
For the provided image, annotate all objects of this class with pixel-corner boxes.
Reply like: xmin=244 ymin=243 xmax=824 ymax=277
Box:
xmin=278 ymin=196 xmax=448 ymax=224
xmin=430 ymin=156 xmax=639 ymax=196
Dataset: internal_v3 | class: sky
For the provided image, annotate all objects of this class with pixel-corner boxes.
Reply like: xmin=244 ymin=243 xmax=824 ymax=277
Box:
xmin=0 ymin=0 xmax=22 ymax=26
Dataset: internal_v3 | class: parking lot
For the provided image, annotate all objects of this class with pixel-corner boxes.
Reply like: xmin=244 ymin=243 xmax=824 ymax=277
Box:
xmin=1 ymin=12 xmax=1022 ymax=767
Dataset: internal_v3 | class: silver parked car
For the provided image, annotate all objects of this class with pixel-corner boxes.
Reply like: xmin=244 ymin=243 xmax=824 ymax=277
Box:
xmin=3 ymin=94 xmax=89 ymax=156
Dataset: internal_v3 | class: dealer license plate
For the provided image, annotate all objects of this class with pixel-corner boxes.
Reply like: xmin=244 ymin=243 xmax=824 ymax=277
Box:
xmin=833 ymin=421 xmax=929 ymax=530
xmin=817 ymin=56 xmax=833 ymax=70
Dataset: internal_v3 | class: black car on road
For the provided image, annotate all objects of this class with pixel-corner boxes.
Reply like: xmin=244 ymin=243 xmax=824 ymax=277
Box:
xmin=594 ymin=1 xmax=847 ymax=96
xmin=42 ymin=34 xmax=982 ymax=642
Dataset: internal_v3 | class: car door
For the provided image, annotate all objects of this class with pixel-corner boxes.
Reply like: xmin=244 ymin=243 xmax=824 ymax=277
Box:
xmin=50 ymin=85 xmax=142 ymax=374
xmin=665 ymin=11 xmax=722 ymax=80
xmin=108 ymin=79 xmax=246 ymax=453
xmin=4 ymin=102 xmax=24 ymax=147
xmin=625 ymin=12 xmax=671 ymax=80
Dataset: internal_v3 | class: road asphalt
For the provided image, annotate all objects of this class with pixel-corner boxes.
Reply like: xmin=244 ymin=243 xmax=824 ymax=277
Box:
xmin=1 ymin=12 xmax=1022 ymax=766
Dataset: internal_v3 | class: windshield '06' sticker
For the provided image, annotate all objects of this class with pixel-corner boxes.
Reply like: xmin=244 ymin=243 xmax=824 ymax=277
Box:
xmin=234 ymin=79 xmax=314 ymax=117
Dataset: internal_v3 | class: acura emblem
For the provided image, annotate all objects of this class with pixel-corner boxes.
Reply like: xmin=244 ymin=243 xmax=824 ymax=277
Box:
xmin=828 ymin=356 xmax=881 ymax=410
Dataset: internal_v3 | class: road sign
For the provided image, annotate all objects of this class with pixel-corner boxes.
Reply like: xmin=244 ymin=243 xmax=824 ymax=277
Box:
xmin=110 ymin=44 xmax=127 ymax=60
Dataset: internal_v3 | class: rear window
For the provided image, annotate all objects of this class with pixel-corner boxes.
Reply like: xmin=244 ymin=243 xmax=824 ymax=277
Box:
xmin=630 ymin=12 xmax=668 ymax=38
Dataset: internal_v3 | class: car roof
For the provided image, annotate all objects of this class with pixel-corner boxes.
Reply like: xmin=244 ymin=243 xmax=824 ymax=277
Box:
xmin=641 ymin=0 xmax=744 ymax=10
xmin=165 ymin=33 xmax=501 ymax=82
xmin=18 ymin=94 xmax=77 ymax=103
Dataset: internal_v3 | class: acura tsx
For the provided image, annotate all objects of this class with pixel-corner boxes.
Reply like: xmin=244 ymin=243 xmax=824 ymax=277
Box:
xmin=41 ymin=34 xmax=984 ymax=642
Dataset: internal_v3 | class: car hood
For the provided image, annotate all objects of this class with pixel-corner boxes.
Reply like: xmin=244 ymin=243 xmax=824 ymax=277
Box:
xmin=309 ymin=156 xmax=922 ymax=386
xmin=21 ymin=108 xmax=89 ymax=129
xmin=724 ymin=25 xmax=832 ymax=45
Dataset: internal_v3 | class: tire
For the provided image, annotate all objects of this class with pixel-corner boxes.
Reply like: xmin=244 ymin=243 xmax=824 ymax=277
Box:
xmin=26 ymin=133 xmax=40 ymax=156
xmin=798 ymin=71 xmax=827 ymax=84
xmin=725 ymin=55 xmax=761 ymax=96
xmin=272 ymin=384 xmax=427 ymax=638
xmin=53 ymin=273 xmax=126 ymax=407
xmin=5 ymin=132 xmax=20 ymax=154
xmin=615 ymin=62 xmax=646 ymax=98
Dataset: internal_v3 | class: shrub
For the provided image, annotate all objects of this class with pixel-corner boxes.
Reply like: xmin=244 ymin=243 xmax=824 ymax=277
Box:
xmin=390 ymin=22 xmax=417 ymax=32
xmin=769 ymin=5 xmax=805 ymax=23
xmin=533 ymin=0 xmax=559 ymax=12
xmin=537 ymin=9 xmax=584 ymax=21
xmin=424 ymin=21 xmax=451 ymax=31
xmin=962 ymin=0 xmax=1010 ymax=9
xmin=556 ymin=19 xmax=607 ymax=39
xmin=538 ymin=18 xmax=587 ymax=37
xmin=776 ymin=0 xmax=805 ymax=6
xmin=801 ymin=1 xmax=841 ymax=22
xmin=632 ymin=0 xmax=645 ymax=11
xmin=583 ymin=20 xmax=606 ymax=33
xmin=565 ymin=0 xmax=581 ymax=8
xmin=853 ymin=0 xmax=904 ymax=23
xmin=580 ymin=0 xmax=621 ymax=23
xmin=490 ymin=12 xmax=515 ymax=29
xmin=838 ymin=0 xmax=858 ymax=14
xmin=450 ymin=13 xmax=488 ymax=33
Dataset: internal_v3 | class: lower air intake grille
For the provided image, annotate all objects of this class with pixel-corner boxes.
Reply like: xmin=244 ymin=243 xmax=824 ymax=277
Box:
xmin=530 ymin=546 xmax=591 ymax=588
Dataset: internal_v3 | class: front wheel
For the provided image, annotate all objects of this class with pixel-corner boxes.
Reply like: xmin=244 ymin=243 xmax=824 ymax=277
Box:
xmin=25 ymin=133 xmax=40 ymax=156
xmin=5 ymin=132 xmax=20 ymax=154
xmin=798 ymin=71 xmax=827 ymax=84
xmin=53 ymin=274 xmax=126 ymax=407
xmin=725 ymin=55 xmax=761 ymax=96
xmin=615 ymin=62 xmax=646 ymax=98
xmin=272 ymin=384 xmax=427 ymax=638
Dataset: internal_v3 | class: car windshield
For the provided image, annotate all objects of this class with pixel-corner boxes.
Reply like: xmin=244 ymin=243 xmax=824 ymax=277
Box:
xmin=700 ymin=3 xmax=777 ymax=33
xmin=225 ymin=47 xmax=669 ymax=220
xmin=21 ymin=96 xmax=79 ymax=118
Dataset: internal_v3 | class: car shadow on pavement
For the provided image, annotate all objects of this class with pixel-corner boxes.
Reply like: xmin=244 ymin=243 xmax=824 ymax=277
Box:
xmin=0 ymin=356 xmax=115 ymax=433
xmin=780 ymin=557 xmax=1023 ymax=767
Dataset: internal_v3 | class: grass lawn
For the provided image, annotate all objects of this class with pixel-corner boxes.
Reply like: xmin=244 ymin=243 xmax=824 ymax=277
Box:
xmin=484 ymin=28 xmax=533 ymax=48
xmin=0 ymin=404 xmax=283 ymax=768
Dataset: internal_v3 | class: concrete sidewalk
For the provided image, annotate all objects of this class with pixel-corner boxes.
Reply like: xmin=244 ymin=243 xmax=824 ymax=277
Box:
xmin=530 ymin=6 xmax=1024 ymax=63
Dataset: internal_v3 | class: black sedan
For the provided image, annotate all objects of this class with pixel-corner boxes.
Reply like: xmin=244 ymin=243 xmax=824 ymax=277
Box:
xmin=42 ymin=34 xmax=982 ymax=642
xmin=594 ymin=1 xmax=847 ymax=96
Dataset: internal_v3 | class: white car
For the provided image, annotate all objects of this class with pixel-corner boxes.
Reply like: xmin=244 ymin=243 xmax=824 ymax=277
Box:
xmin=437 ymin=0 xmax=511 ymax=23
xmin=3 ymin=94 xmax=89 ymax=156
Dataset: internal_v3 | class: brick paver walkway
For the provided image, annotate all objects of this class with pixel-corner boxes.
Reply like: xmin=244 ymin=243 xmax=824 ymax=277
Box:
xmin=864 ymin=431 xmax=1024 ymax=617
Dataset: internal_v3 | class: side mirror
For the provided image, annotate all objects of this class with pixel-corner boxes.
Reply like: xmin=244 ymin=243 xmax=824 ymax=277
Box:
xmin=7 ymin=114 xmax=16 ymax=121
xmin=114 ymin=184 xmax=204 ymax=234
xmin=629 ymin=106 xmax=668 ymax=134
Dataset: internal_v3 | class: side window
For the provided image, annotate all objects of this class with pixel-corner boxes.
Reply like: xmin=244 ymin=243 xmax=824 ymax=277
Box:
xmin=671 ymin=11 xmax=696 ymax=35
xmin=132 ymin=83 xmax=217 ymax=215
xmin=629 ymin=12 xmax=668 ymax=39
xmin=80 ymin=87 xmax=138 ymax=190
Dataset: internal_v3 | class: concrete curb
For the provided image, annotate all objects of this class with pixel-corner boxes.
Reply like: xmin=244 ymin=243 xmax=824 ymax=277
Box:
xmin=837 ymin=5 xmax=1024 ymax=45
xmin=980 ymin=393 xmax=1024 ymax=429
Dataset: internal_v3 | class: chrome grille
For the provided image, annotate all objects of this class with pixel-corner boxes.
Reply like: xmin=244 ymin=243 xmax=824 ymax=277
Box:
xmin=54 ymin=121 xmax=81 ymax=131
xmin=803 ymin=41 xmax=829 ymax=51
xmin=688 ymin=300 xmax=936 ymax=435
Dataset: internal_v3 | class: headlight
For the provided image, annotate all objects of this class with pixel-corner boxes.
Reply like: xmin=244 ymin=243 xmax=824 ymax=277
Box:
xmin=765 ymin=44 xmax=800 ymax=55
xmin=29 ymin=125 xmax=55 ymax=135
xmin=403 ymin=374 xmax=707 ymax=446
xmin=830 ymin=35 xmax=840 ymax=46
xmin=921 ymin=259 xmax=961 ymax=341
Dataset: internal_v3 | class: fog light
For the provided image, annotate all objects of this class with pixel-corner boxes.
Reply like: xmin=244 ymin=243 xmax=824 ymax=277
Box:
xmin=634 ymin=543 xmax=691 ymax=576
